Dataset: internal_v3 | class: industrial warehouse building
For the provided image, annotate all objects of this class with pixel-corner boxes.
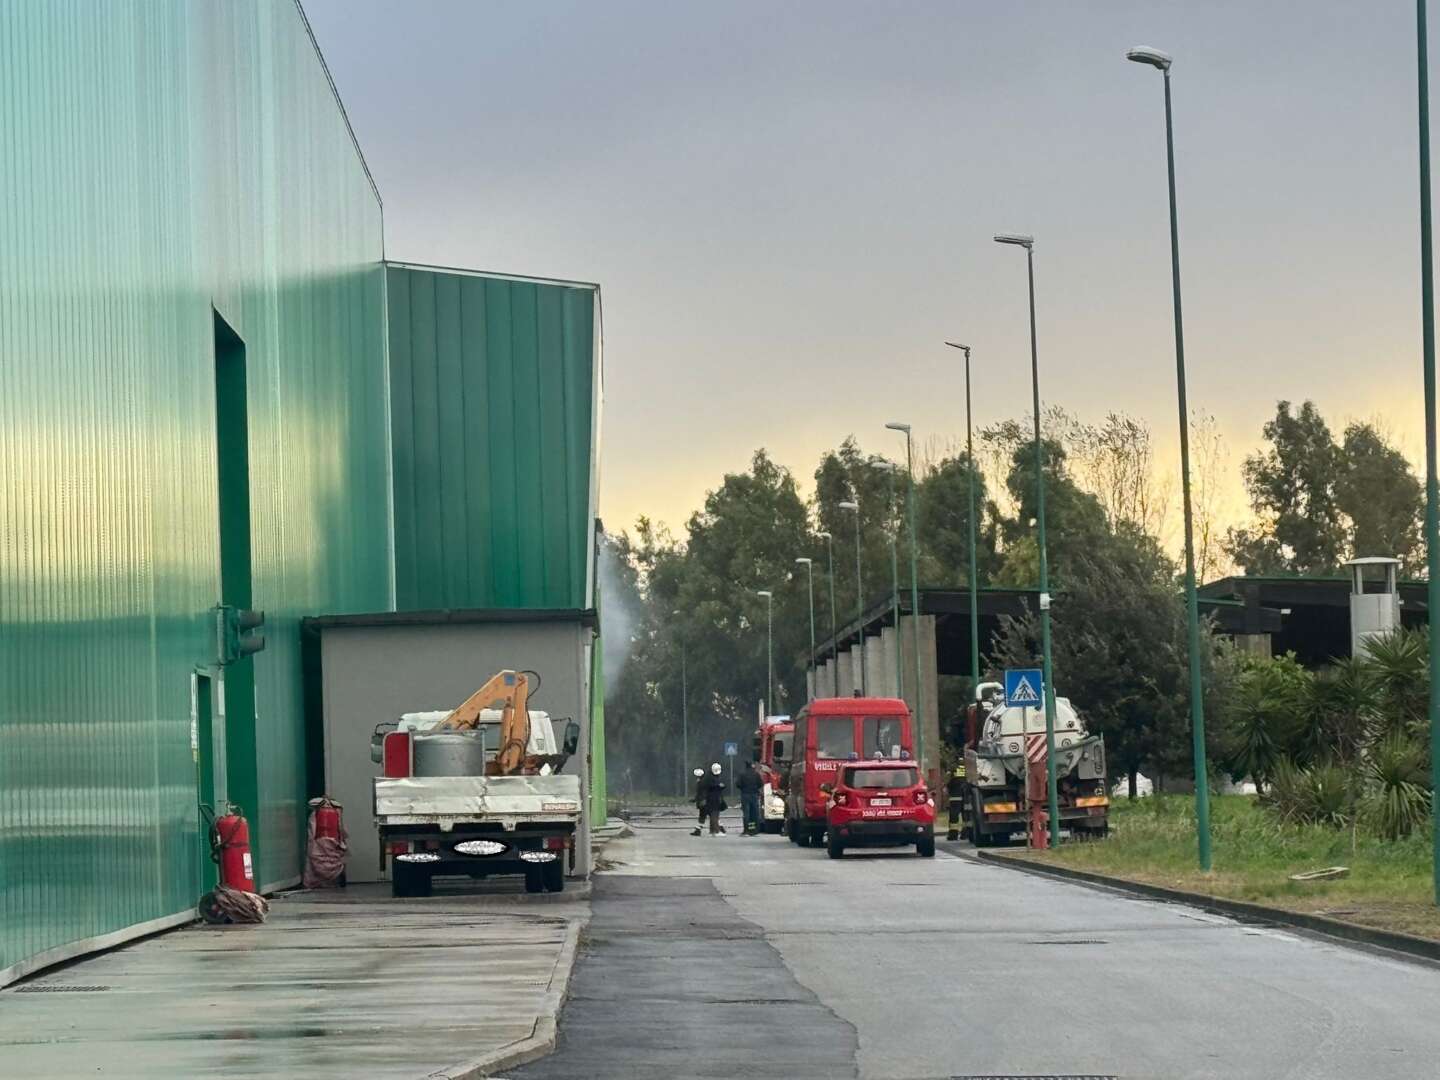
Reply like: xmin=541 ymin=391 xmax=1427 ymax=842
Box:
xmin=0 ymin=3 xmax=603 ymax=987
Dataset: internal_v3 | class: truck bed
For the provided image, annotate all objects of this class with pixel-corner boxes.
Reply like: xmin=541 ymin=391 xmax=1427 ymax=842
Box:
xmin=374 ymin=773 xmax=582 ymax=829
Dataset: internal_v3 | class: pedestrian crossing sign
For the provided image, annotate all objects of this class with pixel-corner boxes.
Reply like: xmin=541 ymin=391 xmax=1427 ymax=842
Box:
xmin=1004 ymin=668 xmax=1043 ymax=708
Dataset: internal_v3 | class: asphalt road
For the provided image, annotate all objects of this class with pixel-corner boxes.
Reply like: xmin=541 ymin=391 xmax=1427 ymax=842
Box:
xmin=514 ymin=808 xmax=1440 ymax=1080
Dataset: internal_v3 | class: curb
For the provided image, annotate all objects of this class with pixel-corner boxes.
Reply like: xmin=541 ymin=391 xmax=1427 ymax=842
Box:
xmin=973 ymin=849 xmax=1440 ymax=967
xmin=427 ymin=917 xmax=585 ymax=1079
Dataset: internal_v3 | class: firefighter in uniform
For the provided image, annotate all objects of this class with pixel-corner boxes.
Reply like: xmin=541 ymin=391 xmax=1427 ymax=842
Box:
xmin=946 ymin=762 xmax=967 ymax=841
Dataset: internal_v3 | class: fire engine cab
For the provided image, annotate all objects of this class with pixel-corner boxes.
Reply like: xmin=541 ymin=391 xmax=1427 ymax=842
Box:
xmin=823 ymin=756 xmax=935 ymax=859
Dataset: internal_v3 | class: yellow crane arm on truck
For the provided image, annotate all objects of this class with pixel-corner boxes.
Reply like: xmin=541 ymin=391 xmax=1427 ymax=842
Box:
xmin=434 ymin=669 xmax=532 ymax=776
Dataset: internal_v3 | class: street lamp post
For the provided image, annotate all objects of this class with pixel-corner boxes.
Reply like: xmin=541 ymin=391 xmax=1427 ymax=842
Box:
xmin=838 ymin=500 xmax=866 ymax=694
xmin=944 ymin=342 xmax=982 ymax=692
xmin=885 ymin=423 xmax=926 ymax=775
xmin=818 ymin=531 xmax=839 ymax=696
xmin=885 ymin=467 xmax=904 ymax=700
xmin=994 ymin=232 xmax=1060 ymax=847
xmin=795 ymin=558 xmax=817 ymax=701
xmin=1127 ymin=44 xmax=1212 ymax=872
xmin=1413 ymin=0 xmax=1440 ymax=905
xmin=672 ymin=609 xmax=688 ymax=796
xmin=757 ymin=590 xmax=774 ymax=714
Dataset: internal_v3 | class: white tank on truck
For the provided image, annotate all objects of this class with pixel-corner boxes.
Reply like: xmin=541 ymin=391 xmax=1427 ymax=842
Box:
xmin=960 ymin=681 xmax=1109 ymax=846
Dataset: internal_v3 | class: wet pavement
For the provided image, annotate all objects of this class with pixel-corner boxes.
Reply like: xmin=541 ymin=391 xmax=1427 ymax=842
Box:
xmin=0 ymin=882 xmax=587 ymax=1079
xmin=512 ymin=807 xmax=1440 ymax=1080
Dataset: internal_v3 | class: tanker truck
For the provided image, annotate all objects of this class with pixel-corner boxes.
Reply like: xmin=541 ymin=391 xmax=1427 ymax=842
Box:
xmin=960 ymin=681 xmax=1109 ymax=846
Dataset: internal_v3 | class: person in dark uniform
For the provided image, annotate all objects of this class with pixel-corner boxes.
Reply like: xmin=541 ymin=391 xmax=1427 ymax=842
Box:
xmin=691 ymin=768 xmax=707 ymax=836
xmin=946 ymin=762 xmax=967 ymax=841
xmin=702 ymin=762 xmax=727 ymax=835
xmin=736 ymin=759 xmax=763 ymax=835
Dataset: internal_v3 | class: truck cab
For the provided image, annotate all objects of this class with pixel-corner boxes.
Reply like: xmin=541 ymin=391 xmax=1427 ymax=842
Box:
xmin=785 ymin=697 xmax=914 ymax=847
xmin=753 ymin=717 xmax=793 ymax=833
xmin=824 ymin=757 xmax=935 ymax=859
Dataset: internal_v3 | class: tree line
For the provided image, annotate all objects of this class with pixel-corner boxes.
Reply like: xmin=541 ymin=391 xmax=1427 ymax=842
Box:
xmin=601 ymin=400 xmax=1427 ymax=800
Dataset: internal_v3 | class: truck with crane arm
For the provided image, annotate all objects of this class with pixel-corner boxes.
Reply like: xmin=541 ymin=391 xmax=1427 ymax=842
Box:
xmin=371 ymin=670 xmax=583 ymax=897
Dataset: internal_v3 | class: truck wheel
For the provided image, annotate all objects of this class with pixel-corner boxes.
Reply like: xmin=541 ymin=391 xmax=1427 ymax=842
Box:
xmin=826 ymin=832 xmax=844 ymax=859
xmin=543 ymin=860 xmax=565 ymax=892
xmin=794 ymin=825 xmax=810 ymax=848
xmin=391 ymin=863 xmax=414 ymax=898
xmin=524 ymin=867 xmax=545 ymax=894
xmin=917 ymin=834 xmax=936 ymax=858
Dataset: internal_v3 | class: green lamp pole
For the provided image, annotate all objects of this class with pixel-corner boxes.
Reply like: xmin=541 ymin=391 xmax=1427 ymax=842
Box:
xmin=886 ymin=466 xmax=904 ymax=700
xmin=795 ymin=557 xmax=817 ymax=701
xmin=819 ymin=531 xmax=839 ymax=696
xmin=945 ymin=342 xmax=982 ymax=691
xmin=757 ymin=589 xmax=774 ymax=715
xmin=886 ymin=423 xmax=926 ymax=776
xmin=995 ymin=233 xmax=1060 ymax=846
xmin=1128 ymin=44 xmax=1212 ymax=871
xmin=838 ymin=500 xmax=866 ymax=694
xmin=1415 ymin=0 xmax=1440 ymax=904
xmin=673 ymin=608 xmax=687 ymax=796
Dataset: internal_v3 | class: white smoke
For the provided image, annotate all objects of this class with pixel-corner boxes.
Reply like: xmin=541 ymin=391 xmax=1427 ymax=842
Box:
xmin=598 ymin=536 xmax=640 ymax=692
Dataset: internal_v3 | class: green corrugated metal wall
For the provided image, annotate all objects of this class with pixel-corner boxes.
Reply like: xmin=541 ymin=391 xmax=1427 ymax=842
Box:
xmin=0 ymin=1 xmax=390 ymax=982
xmin=386 ymin=264 xmax=598 ymax=611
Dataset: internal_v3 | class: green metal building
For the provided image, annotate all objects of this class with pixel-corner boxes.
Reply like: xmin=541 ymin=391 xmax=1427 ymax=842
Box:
xmin=0 ymin=1 xmax=603 ymax=986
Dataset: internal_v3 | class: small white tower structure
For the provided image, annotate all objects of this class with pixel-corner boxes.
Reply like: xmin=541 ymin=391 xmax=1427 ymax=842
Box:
xmin=1346 ymin=556 xmax=1402 ymax=657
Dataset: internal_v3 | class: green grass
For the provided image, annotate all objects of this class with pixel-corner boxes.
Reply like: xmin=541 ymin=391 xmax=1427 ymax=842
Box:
xmin=1004 ymin=794 xmax=1440 ymax=940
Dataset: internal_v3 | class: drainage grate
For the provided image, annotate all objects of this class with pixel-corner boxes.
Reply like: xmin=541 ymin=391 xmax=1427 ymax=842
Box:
xmin=15 ymin=985 xmax=110 ymax=993
xmin=767 ymin=881 xmax=824 ymax=887
xmin=952 ymin=1075 xmax=1118 ymax=1079
xmin=1026 ymin=939 xmax=1109 ymax=946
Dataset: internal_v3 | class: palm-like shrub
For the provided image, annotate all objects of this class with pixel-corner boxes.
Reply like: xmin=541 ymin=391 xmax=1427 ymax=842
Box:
xmin=1268 ymin=759 xmax=1355 ymax=829
xmin=1297 ymin=657 xmax=1374 ymax=766
xmin=1364 ymin=628 xmax=1429 ymax=740
xmin=1363 ymin=733 xmax=1430 ymax=840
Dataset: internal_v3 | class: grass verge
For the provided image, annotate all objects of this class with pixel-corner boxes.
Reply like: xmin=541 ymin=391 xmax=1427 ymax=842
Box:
xmin=997 ymin=794 xmax=1440 ymax=940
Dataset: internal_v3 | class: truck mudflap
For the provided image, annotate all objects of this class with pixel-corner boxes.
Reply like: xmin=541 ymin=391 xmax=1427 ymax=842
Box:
xmin=374 ymin=773 xmax=582 ymax=824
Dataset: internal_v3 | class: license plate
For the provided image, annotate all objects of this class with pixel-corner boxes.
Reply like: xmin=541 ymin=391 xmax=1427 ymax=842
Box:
xmin=869 ymin=797 xmax=892 ymax=807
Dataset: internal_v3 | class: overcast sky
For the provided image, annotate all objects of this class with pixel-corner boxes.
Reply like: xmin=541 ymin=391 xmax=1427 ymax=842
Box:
xmin=306 ymin=1 xmax=1432 ymax=540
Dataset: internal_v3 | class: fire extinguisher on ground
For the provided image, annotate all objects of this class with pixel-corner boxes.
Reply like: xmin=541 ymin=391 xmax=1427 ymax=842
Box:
xmin=210 ymin=805 xmax=257 ymax=893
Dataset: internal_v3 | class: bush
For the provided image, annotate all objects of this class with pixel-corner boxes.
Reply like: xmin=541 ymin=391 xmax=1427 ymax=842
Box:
xmin=1363 ymin=733 xmax=1430 ymax=840
xmin=1267 ymin=759 xmax=1355 ymax=829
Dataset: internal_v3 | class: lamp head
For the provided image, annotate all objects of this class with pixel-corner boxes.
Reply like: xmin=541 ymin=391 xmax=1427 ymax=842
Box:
xmin=1126 ymin=45 xmax=1172 ymax=71
xmin=838 ymin=500 xmax=859 ymax=511
xmin=993 ymin=233 xmax=1034 ymax=249
xmin=818 ymin=530 xmax=831 ymax=540
xmin=756 ymin=589 xmax=772 ymax=599
xmin=884 ymin=421 xmax=911 ymax=434
xmin=944 ymin=341 xmax=971 ymax=355
xmin=794 ymin=557 xmax=812 ymax=566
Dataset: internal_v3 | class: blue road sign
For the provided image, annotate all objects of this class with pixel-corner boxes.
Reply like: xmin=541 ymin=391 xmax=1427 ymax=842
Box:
xmin=724 ymin=741 xmax=738 ymax=757
xmin=1004 ymin=668 xmax=1043 ymax=708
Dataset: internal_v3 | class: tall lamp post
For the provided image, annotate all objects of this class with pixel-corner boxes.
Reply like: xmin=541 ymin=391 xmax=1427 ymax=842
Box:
xmin=994 ymin=232 xmax=1060 ymax=847
xmin=757 ymin=589 xmax=774 ymax=715
xmin=795 ymin=557 xmax=817 ymax=701
xmin=1412 ymin=0 xmax=1440 ymax=905
xmin=838 ymin=500 xmax=866 ymax=694
xmin=885 ymin=466 xmax=904 ymax=700
xmin=1127 ymin=44 xmax=1212 ymax=872
xmin=672 ymin=608 xmax=688 ymax=795
xmin=818 ymin=531 xmax=839 ymax=696
xmin=885 ymin=423 xmax=926 ymax=775
xmin=944 ymin=342 xmax=982 ymax=693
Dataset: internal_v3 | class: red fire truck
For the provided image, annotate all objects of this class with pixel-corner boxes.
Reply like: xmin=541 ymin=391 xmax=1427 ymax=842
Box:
xmin=784 ymin=697 xmax=914 ymax=847
xmin=753 ymin=716 xmax=793 ymax=833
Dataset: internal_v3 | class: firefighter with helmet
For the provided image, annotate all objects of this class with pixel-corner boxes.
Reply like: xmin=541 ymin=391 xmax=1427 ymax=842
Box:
xmin=946 ymin=761 xmax=967 ymax=841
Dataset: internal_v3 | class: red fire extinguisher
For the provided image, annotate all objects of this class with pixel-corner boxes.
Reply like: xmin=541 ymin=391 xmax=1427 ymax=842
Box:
xmin=312 ymin=797 xmax=342 ymax=841
xmin=211 ymin=806 xmax=256 ymax=893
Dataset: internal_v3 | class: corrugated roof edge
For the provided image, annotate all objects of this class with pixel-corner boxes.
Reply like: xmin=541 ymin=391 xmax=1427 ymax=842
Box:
xmin=294 ymin=0 xmax=382 ymax=208
xmin=384 ymin=259 xmax=600 ymax=291
xmin=302 ymin=607 xmax=599 ymax=630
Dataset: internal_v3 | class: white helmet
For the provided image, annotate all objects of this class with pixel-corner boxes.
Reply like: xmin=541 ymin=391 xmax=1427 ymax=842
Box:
xmin=693 ymin=768 xmax=704 ymax=777
xmin=710 ymin=762 xmax=722 ymax=775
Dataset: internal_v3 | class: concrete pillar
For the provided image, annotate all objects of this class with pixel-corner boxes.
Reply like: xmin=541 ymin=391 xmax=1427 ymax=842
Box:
xmin=815 ymin=658 xmax=833 ymax=699
xmin=899 ymin=614 xmax=941 ymax=781
xmin=864 ymin=634 xmax=885 ymax=698
xmin=836 ymin=650 xmax=855 ymax=696
xmin=879 ymin=625 xmax=901 ymax=697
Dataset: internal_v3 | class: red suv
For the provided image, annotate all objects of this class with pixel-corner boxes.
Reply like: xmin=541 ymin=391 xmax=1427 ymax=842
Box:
xmin=823 ymin=757 xmax=935 ymax=859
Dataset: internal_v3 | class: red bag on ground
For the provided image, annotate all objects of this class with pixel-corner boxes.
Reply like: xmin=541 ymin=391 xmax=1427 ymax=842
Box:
xmin=303 ymin=796 xmax=348 ymax=888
